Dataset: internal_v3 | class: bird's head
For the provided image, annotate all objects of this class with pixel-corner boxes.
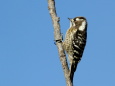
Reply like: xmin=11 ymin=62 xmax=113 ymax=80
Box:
xmin=68 ymin=17 xmax=87 ymax=31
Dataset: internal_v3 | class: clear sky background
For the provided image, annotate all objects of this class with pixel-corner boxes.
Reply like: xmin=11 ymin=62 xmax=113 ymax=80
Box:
xmin=0 ymin=0 xmax=115 ymax=86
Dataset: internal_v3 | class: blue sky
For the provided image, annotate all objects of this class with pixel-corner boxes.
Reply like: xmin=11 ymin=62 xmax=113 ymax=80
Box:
xmin=0 ymin=0 xmax=115 ymax=86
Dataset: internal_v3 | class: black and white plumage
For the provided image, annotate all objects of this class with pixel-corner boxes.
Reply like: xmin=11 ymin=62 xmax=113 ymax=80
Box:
xmin=63 ymin=17 xmax=87 ymax=82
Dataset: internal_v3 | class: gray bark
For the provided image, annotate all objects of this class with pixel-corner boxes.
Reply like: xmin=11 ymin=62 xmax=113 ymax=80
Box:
xmin=47 ymin=0 xmax=73 ymax=86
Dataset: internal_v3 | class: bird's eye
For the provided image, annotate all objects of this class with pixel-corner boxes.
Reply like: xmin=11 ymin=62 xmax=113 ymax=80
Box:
xmin=74 ymin=18 xmax=76 ymax=21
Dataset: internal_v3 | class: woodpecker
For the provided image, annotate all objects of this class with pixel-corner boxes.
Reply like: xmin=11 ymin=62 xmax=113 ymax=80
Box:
xmin=63 ymin=17 xmax=87 ymax=82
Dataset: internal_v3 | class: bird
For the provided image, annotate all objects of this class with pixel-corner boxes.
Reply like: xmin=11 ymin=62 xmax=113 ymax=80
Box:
xmin=63 ymin=16 xmax=87 ymax=82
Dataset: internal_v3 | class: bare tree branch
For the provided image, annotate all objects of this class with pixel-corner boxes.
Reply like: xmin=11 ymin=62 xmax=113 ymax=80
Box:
xmin=47 ymin=0 xmax=73 ymax=86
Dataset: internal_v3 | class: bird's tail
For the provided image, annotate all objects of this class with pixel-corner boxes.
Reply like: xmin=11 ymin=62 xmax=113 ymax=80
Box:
xmin=69 ymin=61 xmax=78 ymax=83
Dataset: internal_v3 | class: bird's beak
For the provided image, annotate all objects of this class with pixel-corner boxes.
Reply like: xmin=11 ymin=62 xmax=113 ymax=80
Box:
xmin=68 ymin=18 xmax=72 ymax=21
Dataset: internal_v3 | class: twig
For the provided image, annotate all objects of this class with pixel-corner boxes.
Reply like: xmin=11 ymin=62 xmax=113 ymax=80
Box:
xmin=47 ymin=0 xmax=73 ymax=86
